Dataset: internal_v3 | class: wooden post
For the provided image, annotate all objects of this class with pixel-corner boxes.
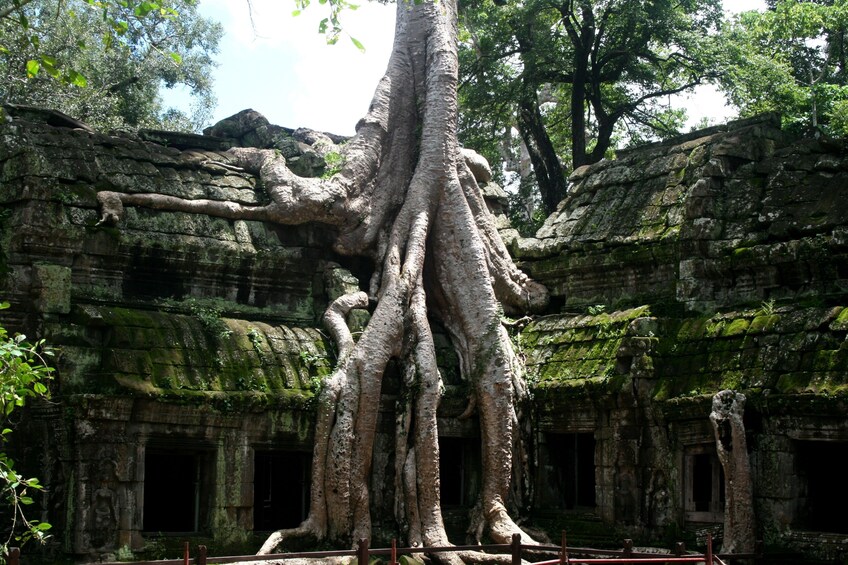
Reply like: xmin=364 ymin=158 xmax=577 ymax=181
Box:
xmin=184 ymin=541 xmax=190 ymax=565
xmin=511 ymin=533 xmax=522 ymax=565
xmin=674 ymin=542 xmax=686 ymax=557
xmin=623 ymin=538 xmax=633 ymax=565
xmin=706 ymin=533 xmax=713 ymax=565
xmin=358 ymin=537 xmax=370 ymax=565
xmin=195 ymin=544 xmax=207 ymax=565
xmin=391 ymin=538 xmax=397 ymax=565
xmin=6 ymin=547 xmax=20 ymax=565
xmin=560 ymin=530 xmax=568 ymax=565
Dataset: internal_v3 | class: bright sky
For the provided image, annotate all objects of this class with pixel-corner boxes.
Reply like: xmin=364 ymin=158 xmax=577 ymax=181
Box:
xmin=173 ymin=0 xmax=396 ymax=135
xmin=165 ymin=0 xmax=767 ymax=136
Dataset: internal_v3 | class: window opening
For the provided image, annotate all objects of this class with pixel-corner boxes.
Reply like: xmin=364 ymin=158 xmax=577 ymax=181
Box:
xmin=254 ymin=451 xmax=311 ymax=531
xmin=684 ymin=447 xmax=724 ymax=522
xmin=439 ymin=437 xmax=479 ymax=507
xmin=143 ymin=449 xmax=206 ymax=533
xmin=547 ymin=433 xmax=596 ymax=510
xmin=796 ymin=440 xmax=848 ymax=533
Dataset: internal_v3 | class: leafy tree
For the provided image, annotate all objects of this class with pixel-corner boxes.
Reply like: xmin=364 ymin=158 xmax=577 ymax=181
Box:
xmin=719 ymin=0 xmax=848 ymax=136
xmin=92 ymin=0 xmax=550 ymax=557
xmin=0 ymin=303 xmax=54 ymax=561
xmin=459 ymin=0 xmax=723 ymax=213
xmin=0 ymin=0 xmax=222 ymax=131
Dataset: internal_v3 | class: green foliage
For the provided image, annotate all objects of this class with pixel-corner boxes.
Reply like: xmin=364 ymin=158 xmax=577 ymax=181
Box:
xmin=0 ymin=302 xmax=54 ymax=559
xmin=458 ymin=0 xmax=723 ymax=213
xmin=186 ymin=299 xmax=232 ymax=340
xmin=718 ymin=1 xmax=848 ymax=135
xmin=321 ymin=151 xmax=346 ymax=178
xmin=506 ymin=173 xmax=546 ymax=236
xmin=0 ymin=0 xmax=222 ymax=131
xmin=291 ymin=0 xmax=364 ymax=51
xmin=759 ymin=298 xmax=776 ymax=316
xmin=587 ymin=304 xmax=606 ymax=316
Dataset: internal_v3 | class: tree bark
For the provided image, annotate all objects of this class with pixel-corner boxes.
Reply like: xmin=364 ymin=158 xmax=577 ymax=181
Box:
xmin=710 ymin=390 xmax=756 ymax=555
xmin=96 ymin=0 xmax=548 ymax=558
xmin=517 ymin=94 xmax=568 ymax=214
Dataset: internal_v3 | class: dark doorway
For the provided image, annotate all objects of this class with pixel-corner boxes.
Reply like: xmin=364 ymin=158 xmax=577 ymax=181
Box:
xmin=253 ymin=451 xmax=311 ymax=531
xmin=439 ymin=437 xmax=480 ymax=507
xmin=796 ymin=440 xmax=848 ymax=533
xmin=143 ymin=449 xmax=208 ymax=533
xmin=548 ymin=433 xmax=596 ymax=510
xmin=684 ymin=447 xmax=724 ymax=523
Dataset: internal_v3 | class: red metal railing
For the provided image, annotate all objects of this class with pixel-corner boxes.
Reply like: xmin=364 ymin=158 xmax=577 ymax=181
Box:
xmin=5 ymin=531 xmax=759 ymax=565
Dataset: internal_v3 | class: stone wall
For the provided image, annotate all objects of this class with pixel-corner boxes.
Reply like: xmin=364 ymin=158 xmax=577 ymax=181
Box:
xmin=511 ymin=115 xmax=848 ymax=561
xmin=516 ymin=114 xmax=848 ymax=313
xmin=2 ymin=107 xmax=848 ymax=562
xmin=1 ymin=107 xmax=350 ymax=558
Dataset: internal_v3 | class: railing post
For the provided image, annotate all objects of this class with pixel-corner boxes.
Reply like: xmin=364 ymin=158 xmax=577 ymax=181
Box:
xmin=195 ymin=544 xmax=207 ymax=565
xmin=184 ymin=540 xmax=190 ymax=565
xmin=560 ymin=530 xmax=568 ymax=565
xmin=706 ymin=533 xmax=713 ymax=565
xmin=391 ymin=538 xmax=397 ymax=565
xmin=623 ymin=538 xmax=633 ymax=565
xmin=511 ymin=532 xmax=522 ymax=565
xmin=6 ymin=547 xmax=20 ymax=565
xmin=674 ymin=542 xmax=686 ymax=557
xmin=358 ymin=537 xmax=370 ymax=565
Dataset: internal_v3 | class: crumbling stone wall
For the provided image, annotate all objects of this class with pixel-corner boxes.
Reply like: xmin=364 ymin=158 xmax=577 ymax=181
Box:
xmin=512 ymin=115 xmax=848 ymax=561
xmin=2 ymin=107 xmax=848 ymax=562
xmin=516 ymin=114 xmax=848 ymax=313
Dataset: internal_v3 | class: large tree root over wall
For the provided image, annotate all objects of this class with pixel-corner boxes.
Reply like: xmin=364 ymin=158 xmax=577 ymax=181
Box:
xmin=96 ymin=0 xmax=548 ymax=560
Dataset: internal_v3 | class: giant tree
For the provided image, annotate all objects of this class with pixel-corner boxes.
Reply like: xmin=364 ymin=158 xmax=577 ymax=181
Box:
xmin=94 ymin=0 xmax=549 ymax=557
xmin=459 ymin=0 xmax=723 ymax=213
xmin=0 ymin=0 xmax=221 ymax=131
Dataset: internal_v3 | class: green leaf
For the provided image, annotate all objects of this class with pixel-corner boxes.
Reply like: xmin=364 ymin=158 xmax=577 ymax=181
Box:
xmin=350 ymin=36 xmax=365 ymax=52
xmin=169 ymin=52 xmax=182 ymax=64
xmin=25 ymin=60 xmax=40 ymax=78
xmin=112 ymin=20 xmax=129 ymax=35
xmin=67 ymin=71 xmax=87 ymax=88
xmin=318 ymin=17 xmax=328 ymax=34
xmin=292 ymin=9 xmax=301 ymax=16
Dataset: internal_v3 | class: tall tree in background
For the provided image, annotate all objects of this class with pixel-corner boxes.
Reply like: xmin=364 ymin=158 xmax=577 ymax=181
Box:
xmin=459 ymin=0 xmax=723 ymax=215
xmin=94 ymin=0 xmax=549 ymax=557
xmin=719 ymin=0 xmax=848 ymax=136
xmin=0 ymin=0 xmax=222 ymax=131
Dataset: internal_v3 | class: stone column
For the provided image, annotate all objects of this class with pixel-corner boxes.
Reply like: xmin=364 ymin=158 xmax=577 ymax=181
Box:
xmin=709 ymin=390 xmax=756 ymax=554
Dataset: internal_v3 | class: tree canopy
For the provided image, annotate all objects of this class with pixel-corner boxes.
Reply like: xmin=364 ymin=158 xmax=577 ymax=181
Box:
xmin=458 ymin=0 xmax=724 ymax=215
xmin=718 ymin=0 xmax=848 ymax=136
xmin=0 ymin=0 xmax=222 ymax=131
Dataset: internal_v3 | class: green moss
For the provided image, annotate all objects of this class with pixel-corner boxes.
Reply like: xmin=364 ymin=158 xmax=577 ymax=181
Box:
xmin=749 ymin=314 xmax=779 ymax=333
xmin=830 ymin=306 xmax=848 ymax=330
xmin=732 ymin=246 xmax=753 ymax=259
xmin=723 ymin=318 xmax=750 ymax=337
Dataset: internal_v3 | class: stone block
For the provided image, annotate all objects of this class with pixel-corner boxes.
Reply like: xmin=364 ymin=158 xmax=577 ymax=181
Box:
xmin=32 ymin=262 xmax=71 ymax=313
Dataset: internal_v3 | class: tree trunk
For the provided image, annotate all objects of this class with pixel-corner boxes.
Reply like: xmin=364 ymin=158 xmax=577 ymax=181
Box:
xmin=96 ymin=0 xmax=548 ymax=558
xmin=517 ymin=94 xmax=568 ymax=214
xmin=710 ymin=390 xmax=756 ymax=555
